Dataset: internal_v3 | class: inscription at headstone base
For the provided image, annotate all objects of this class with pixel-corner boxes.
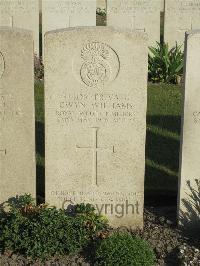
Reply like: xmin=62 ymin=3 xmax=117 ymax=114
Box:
xmin=45 ymin=27 xmax=148 ymax=228
xmin=0 ymin=27 xmax=36 ymax=204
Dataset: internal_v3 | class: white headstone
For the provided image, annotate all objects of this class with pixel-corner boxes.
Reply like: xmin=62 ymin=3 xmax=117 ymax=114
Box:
xmin=107 ymin=0 xmax=160 ymax=47
xmin=178 ymin=30 xmax=200 ymax=232
xmin=97 ymin=0 xmax=106 ymax=10
xmin=45 ymin=27 xmax=148 ymax=229
xmin=160 ymin=0 xmax=164 ymax=12
xmin=0 ymin=0 xmax=39 ymax=55
xmin=164 ymin=0 xmax=200 ymax=48
xmin=42 ymin=0 xmax=96 ymax=53
xmin=0 ymin=27 xmax=36 ymax=204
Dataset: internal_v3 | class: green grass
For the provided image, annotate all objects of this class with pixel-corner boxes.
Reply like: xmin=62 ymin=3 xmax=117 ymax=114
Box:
xmin=34 ymin=81 xmax=182 ymax=202
xmin=35 ymin=80 xmax=45 ymax=202
xmin=146 ymin=83 xmax=182 ymax=198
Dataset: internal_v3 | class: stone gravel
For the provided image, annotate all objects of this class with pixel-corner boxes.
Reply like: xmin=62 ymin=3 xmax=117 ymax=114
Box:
xmin=136 ymin=207 xmax=200 ymax=265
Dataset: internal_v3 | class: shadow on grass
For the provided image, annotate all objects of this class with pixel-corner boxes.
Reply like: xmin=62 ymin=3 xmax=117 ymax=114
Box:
xmin=145 ymin=115 xmax=181 ymax=206
xmin=39 ymin=31 xmax=43 ymax=58
xmin=36 ymin=165 xmax=45 ymax=204
xmin=35 ymin=121 xmax=45 ymax=203
xmin=145 ymin=164 xmax=178 ymax=206
xmin=147 ymin=115 xmax=181 ymax=135
xmin=146 ymin=130 xmax=180 ymax=173
xmin=36 ymin=121 xmax=44 ymax=157
xmin=179 ymin=179 xmax=200 ymax=236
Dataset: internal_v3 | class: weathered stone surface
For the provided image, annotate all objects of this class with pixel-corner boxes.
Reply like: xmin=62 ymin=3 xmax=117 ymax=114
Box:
xmin=160 ymin=0 xmax=164 ymax=12
xmin=178 ymin=30 xmax=200 ymax=232
xmin=0 ymin=27 xmax=36 ymax=204
xmin=0 ymin=0 xmax=39 ymax=55
xmin=97 ymin=0 xmax=106 ymax=10
xmin=164 ymin=0 xmax=200 ymax=48
xmin=45 ymin=27 xmax=148 ymax=228
xmin=39 ymin=0 xmax=42 ymax=12
xmin=42 ymin=0 xmax=96 ymax=53
xmin=107 ymin=0 xmax=160 ymax=47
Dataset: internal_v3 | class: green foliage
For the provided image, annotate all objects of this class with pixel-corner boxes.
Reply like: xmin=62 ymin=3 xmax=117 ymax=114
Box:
xmin=96 ymin=8 xmax=106 ymax=17
xmin=146 ymin=83 xmax=181 ymax=197
xmin=0 ymin=195 xmax=107 ymax=261
xmin=73 ymin=203 xmax=108 ymax=234
xmin=148 ymin=42 xmax=184 ymax=84
xmin=94 ymin=232 xmax=156 ymax=266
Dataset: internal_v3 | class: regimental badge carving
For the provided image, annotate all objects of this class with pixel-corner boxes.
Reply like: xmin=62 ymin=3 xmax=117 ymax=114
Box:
xmin=80 ymin=42 xmax=120 ymax=87
xmin=0 ymin=52 xmax=5 ymax=79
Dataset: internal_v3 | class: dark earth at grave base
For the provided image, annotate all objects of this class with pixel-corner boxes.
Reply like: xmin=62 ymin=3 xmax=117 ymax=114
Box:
xmin=0 ymin=206 xmax=199 ymax=266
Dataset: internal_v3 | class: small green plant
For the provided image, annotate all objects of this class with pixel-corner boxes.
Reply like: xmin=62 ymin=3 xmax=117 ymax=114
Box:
xmin=73 ymin=203 xmax=108 ymax=234
xmin=96 ymin=8 xmax=106 ymax=17
xmin=94 ymin=232 xmax=156 ymax=266
xmin=0 ymin=195 xmax=107 ymax=261
xmin=148 ymin=42 xmax=184 ymax=84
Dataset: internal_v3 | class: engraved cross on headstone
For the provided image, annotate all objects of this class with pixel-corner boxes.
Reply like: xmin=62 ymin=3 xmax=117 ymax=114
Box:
xmin=131 ymin=15 xmax=145 ymax=32
xmin=76 ymin=127 xmax=115 ymax=186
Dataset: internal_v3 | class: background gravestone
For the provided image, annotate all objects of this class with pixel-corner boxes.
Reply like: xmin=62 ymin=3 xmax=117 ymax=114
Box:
xmin=164 ymin=0 xmax=200 ymax=48
xmin=160 ymin=0 xmax=164 ymax=12
xmin=107 ymin=0 xmax=160 ymax=47
xmin=97 ymin=0 xmax=106 ymax=10
xmin=42 ymin=0 xmax=96 ymax=53
xmin=0 ymin=0 xmax=39 ymax=55
xmin=178 ymin=30 xmax=200 ymax=233
xmin=0 ymin=27 xmax=36 ymax=204
xmin=45 ymin=27 xmax=148 ymax=228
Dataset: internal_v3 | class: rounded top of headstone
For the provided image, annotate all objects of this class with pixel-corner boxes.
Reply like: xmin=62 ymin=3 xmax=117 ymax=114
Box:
xmin=0 ymin=27 xmax=33 ymax=38
xmin=186 ymin=30 xmax=200 ymax=39
xmin=44 ymin=26 xmax=148 ymax=41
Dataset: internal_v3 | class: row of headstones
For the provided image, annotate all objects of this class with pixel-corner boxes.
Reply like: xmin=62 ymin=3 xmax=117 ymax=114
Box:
xmin=0 ymin=26 xmax=200 ymax=231
xmin=1 ymin=0 xmax=200 ymax=55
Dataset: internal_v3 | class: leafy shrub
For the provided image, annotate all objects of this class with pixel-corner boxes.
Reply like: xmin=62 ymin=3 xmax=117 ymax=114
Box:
xmin=74 ymin=203 xmax=108 ymax=234
xmin=94 ymin=232 xmax=155 ymax=266
xmin=0 ymin=194 xmax=107 ymax=261
xmin=148 ymin=42 xmax=184 ymax=84
xmin=34 ymin=54 xmax=44 ymax=80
